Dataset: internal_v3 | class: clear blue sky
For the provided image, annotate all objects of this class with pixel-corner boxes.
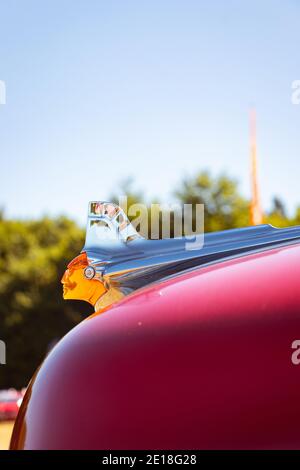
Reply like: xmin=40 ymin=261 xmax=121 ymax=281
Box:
xmin=0 ymin=0 xmax=299 ymax=224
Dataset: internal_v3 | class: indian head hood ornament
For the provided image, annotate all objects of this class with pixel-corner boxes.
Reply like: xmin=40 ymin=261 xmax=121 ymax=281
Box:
xmin=62 ymin=201 xmax=300 ymax=313
xmin=61 ymin=201 xmax=141 ymax=311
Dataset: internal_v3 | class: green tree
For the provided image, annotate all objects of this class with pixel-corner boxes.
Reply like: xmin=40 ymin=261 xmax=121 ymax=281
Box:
xmin=175 ymin=171 xmax=250 ymax=232
xmin=0 ymin=215 xmax=89 ymax=388
xmin=265 ymin=196 xmax=290 ymax=228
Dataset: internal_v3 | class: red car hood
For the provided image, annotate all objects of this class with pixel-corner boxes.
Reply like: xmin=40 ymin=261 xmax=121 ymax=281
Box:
xmin=11 ymin=243 xmax=300 ymax=449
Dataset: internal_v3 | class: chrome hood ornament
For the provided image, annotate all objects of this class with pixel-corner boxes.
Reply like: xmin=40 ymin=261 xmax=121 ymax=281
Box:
xmin=61 ymin=201 xmax=300 ymax=312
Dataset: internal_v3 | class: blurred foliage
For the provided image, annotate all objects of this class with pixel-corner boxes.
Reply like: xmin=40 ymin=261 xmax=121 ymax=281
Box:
xmin=1 ymin=170 xmax=300 ymax=388
xmin=175 ymin=171 xmax=250 ymax=232
xmin=0 ymin=216 xmax=89 ymax=388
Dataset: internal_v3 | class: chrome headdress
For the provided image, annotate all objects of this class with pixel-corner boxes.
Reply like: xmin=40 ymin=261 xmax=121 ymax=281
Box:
xmin=70 ymin=201 xmax=300 ymax=312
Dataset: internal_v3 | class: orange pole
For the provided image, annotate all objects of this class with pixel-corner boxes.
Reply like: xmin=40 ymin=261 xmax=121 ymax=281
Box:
xmin=249 ymin=109 xmax=263 ymax=225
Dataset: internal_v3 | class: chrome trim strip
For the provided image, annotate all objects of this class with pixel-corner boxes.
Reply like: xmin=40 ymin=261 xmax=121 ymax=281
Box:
xmin=82 ymin=202 xmax=300 ymax=308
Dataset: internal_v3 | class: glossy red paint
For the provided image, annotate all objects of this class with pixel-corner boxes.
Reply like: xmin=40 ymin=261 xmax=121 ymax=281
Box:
xmin=10 ymin=244 xmax=300 ymax=449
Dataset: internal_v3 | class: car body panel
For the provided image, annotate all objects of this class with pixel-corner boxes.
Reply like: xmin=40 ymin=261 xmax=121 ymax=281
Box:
xmin=10 ymin=243 xmax=300 ymax=449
